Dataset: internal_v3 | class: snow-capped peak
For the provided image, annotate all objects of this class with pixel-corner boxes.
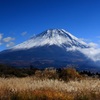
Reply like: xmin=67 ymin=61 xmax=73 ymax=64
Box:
xmin=12 ymin=29 xmax=88 ymax=50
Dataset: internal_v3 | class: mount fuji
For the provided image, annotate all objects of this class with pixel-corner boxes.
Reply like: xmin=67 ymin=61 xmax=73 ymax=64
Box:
xmin=0 ymin=29 xmax=99 ymax=71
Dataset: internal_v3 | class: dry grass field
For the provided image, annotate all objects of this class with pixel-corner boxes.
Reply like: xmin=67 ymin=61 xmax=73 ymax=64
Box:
xmin=0 ymin=77 xmax=100 ymax=100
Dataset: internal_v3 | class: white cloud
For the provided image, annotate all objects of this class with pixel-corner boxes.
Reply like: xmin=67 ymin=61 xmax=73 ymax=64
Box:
xmin=0 ymin=33 xmax=15 ymax=48
xmin=3 ymin=37 xmax=15 ymax=42
xmin=6 ymin=42 xmax=15 ymax=48
xmin=67 ymin=45 xmax=100 ymax=61
xmin=21 ymin=32 xmax=27 ymax=36
xmin=0 ymin=34 xmax=3 ymax=46
xmin=66 ymin=38 xmax=100 ymax=61
xmin=0 ymin=42 xmax=2 ymax=45
xmin=88 ymin=42 xmax=98 ymax=48
xmin=80 ymin=48 xmax=100 ymax=61
xmin=79 ymin=38 xmax=91 ymax=43
xmin=0 ymin=34 xmax=3 ymax=40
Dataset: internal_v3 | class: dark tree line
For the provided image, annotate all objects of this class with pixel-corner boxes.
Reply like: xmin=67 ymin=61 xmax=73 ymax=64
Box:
xmin=0 ymin=64 xmax=100 ymax=78
xmin=0 ymin=64 xmax=38 ymax=77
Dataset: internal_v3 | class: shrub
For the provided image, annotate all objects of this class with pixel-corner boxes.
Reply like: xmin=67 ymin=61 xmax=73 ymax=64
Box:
xmin=59 ymin=67 xmax=82 ymax=81
xmin=35 ymin=68 xmax=58 ymax=79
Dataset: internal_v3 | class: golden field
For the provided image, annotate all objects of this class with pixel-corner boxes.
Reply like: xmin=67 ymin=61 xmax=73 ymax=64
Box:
xmin=0 ymin=77 xmax=100 ymax=100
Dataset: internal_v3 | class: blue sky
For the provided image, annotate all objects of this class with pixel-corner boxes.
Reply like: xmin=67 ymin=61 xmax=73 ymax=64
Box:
xmin=0 ymin=0 xmax=100 ymax=51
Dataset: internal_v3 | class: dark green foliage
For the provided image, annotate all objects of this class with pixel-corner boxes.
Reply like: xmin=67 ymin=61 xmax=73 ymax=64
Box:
xmin=0 ymin=64 xmax=38 ymax=77
xmin=79 ymin=71 xmax=100 ymax=78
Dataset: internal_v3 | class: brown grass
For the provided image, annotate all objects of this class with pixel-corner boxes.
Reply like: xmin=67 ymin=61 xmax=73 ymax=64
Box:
xmin=0 ymin=77 xmax=99 ymax=100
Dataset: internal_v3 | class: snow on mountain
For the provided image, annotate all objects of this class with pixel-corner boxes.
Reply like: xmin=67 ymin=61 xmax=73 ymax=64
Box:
xmin=12 ymin=29 xmax=88 ymax=50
